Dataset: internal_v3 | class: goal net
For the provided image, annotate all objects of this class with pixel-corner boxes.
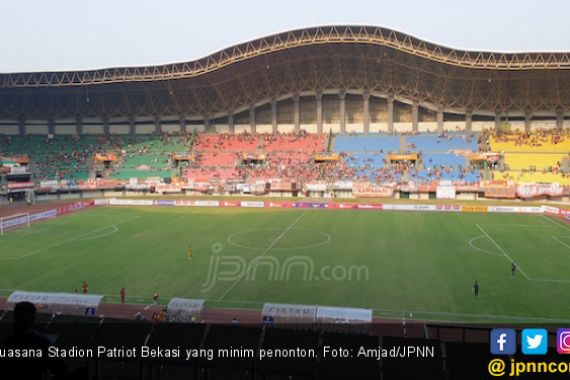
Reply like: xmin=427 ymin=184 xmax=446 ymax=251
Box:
xmin=0 ymin=213 xmax=30 ymax=235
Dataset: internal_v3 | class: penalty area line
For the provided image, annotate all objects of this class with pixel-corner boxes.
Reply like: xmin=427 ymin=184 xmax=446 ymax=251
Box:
xmin=0 ymin=216 xmax=140 ymax=261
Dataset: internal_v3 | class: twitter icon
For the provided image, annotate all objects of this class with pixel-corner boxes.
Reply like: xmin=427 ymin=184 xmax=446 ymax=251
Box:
xmin=522 ymin=329 xmax=548 ymax=355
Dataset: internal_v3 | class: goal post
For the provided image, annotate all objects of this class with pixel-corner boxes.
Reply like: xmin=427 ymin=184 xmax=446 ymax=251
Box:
xmin=0 ymin=213 xmax=30 ymax=235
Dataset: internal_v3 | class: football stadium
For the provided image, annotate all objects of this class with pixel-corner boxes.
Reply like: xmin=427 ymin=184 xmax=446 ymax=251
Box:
xmin=2 ymin=22 xmax=570 ymax=379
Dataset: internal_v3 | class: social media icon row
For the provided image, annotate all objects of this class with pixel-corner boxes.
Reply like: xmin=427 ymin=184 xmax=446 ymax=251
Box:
xmin=490 ymin=328 xmax=562 ymax=355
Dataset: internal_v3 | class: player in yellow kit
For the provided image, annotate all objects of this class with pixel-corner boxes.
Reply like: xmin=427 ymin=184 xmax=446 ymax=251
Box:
xmin=187 ymin=245 xmax=193 ymax=260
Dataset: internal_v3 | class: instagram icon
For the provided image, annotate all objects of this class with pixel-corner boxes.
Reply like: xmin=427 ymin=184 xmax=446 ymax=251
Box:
xmin=557 ymin=329 xmax=570 ymax=354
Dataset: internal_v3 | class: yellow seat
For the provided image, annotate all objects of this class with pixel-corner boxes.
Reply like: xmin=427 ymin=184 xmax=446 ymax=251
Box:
xmin=490 ymin=135 xmax=570 ymax=153
xmin=493 ymin=171 xmax=570 ymax=184
xmin=503 ymin=153 xmax=566 ymax=170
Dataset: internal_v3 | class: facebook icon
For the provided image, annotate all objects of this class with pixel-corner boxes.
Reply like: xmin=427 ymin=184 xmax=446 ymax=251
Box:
xmin=490 ymin=329 xmax=516 ymax=355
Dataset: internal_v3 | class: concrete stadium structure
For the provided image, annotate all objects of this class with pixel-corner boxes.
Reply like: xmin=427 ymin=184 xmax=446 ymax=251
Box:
xmin=1 ymin=25 xmax=570 ymax=136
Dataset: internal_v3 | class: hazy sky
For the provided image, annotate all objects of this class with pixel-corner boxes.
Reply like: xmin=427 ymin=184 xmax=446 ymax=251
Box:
xmin=1 ymin=0 xmax=569 ymax=73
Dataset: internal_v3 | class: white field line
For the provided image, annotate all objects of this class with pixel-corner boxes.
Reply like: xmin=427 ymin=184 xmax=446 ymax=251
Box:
xmin=9 ymin=222 xmax=69 ymax=240
xmin=475 ymin=223 xmax=530 ymax=280
xmin=542 ymin=214 xmax=570 ymax=233
xmin=481 ymin=224 xmax=558 ymax=227
xmin=468 ymin=236 xmax=503 ymax=257
xmin=553 ymin=236 xmax=570 ymax=250
xmin=0 ymin=216 xmax=140 ymax=261
xmin=217 ymin=210 xmax=307 ymax=301
xmin=72 ymin=225 xmax=118 ymax=241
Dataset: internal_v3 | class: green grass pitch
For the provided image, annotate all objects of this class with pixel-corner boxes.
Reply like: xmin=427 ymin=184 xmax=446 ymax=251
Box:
xmin=1 ymin=205 xmax=570 ymax=323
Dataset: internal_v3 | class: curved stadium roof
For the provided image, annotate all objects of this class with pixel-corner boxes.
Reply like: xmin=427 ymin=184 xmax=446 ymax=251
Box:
xmin=1 ymin=25 xmax=569 ymax=119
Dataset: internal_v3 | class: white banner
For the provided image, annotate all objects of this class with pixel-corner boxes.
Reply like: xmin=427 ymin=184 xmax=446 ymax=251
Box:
xmin=306 ymin=183 xmax=327 ymax=191
xmin=6 ymin=291 xmax=103 ymax=317
xmin=436 ymin=186 xmax=456 ymax=199
xmin=541 ymin=205 xmax=561 ymax=214
xmin=240 ymin=201 xmax=265 ymax=208
xmin=333 ymin=181 xmax=353 ymax=190
xmin=488 ymin=206 xmax=543 ymax=214
xmin=262 ymin=302 xmax=317 ymax=323
xmin=40 ymin=180 xmax=59 ymax=189
xmin=382 ymin=204 xmax=437 ymax=211
xmin=174 ymin=200 xmax=220 ymax=207
xmin=109 ymin=199 xmax=154 ymax=206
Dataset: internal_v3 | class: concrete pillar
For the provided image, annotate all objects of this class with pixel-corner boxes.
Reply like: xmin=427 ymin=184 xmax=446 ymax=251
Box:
xmin=556 ymin=109 xmax=564 ymax=129
xmin=293 ymin=94 xmax=300 ymax=133
xmin=271 ymin=99 xmax=278 ymax=134
xmin=494 ymin=109 xmax=502 ymax=129
xmin=249 ymin=107 xmax=256 ymax=134
xmin=154 ymin=116 xmax=161 ymax=134
xmin=18 ymin=115 xmax=26 ymax=136
xmin=103 ymin=117 xmax=110 ymax=135
xmin=387 ymin=94 xmax=394 ymax=134
xmin=412 ymin=101 xmax=419 ymax=133
xmin=436 ymin=106 xmax=444 ymax=133
xmin=128 ymin=116 xmax=136 ymax=135
xmin=339 ymin=90 xmax=346 ymax=133
xmin=316 ymin=91 xmax=323 ymax=133
xmin=204 ymin=117 xmax=211 ymax=133
xmin=179 ymin=117 xmax=187 ymax=134
xmin=228 ymin=112 xmax=235 ymax=134
xmin=75 ymin=114 xmax=83 ymax=135
xmin=48 ymin=115 xmax=55 ymax=135
xmin=363 ymin=91 xmax=370 ymax=133
xmin=524 ymin=111 xmax=532 ymax=132
xmin=465 ymin=109 xmax=473 ymax=133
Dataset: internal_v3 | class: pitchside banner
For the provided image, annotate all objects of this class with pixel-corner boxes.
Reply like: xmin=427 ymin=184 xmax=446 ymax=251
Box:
xmin=57 ymin=200 xmax=94 ymax=216
xmin=174 ymin=200 xmax=220 ymax=207
xmin=221 ymin=201 xmax=241 ymax=208
xmin=98 ymin=198 xmax=558 ymax=218
xmin=29 ymin=209 xmax=57 ymax=222
xmin=488 ymin=206 xmax=542 ymax=214
xmin=382 ymin=204 xmax=459 ymax=212
xmin=267 ymin=202 xmax=291 ymax=208
xmin=541 ymin=205 xmax=560 ymax=214
xmin=292 ymin=202 xmax=327 ymax=209
xmin=355 ymin=204 xmax=383 ymax=210
xmin=460 ymin=205 xmax=489 ymax=213
xmin=240 ymin=201 xmax=264 ymax=208
xmin=109 ymin=199 xmax=154 ymax=206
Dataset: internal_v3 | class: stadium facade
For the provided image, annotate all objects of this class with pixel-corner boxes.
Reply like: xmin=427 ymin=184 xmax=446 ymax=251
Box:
xmin=1 ymin=25 xmax=570 ymax=136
